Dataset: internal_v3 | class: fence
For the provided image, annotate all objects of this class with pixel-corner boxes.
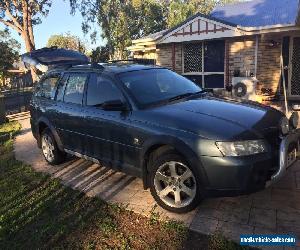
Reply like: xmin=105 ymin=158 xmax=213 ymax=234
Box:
xmin=0 ymin=72 xmax=34 ymax=116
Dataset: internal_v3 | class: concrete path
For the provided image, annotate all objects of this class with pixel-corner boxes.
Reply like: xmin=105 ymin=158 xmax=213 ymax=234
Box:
xmin=14 ymin=119 xmax=300 ymax=248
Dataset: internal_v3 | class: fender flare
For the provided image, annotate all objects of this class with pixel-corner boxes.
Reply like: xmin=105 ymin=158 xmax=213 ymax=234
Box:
xmin=36 ymin=117 xmax=64 ymax=151
xmin=140 ymin=135 xmax=209 ymax=189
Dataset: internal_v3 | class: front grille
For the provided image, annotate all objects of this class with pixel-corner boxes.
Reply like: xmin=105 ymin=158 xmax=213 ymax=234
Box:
xmin=264 ymin=128 xmax=281 ymax=148
xmin=262 ymin=128 xmax=281 ymax=179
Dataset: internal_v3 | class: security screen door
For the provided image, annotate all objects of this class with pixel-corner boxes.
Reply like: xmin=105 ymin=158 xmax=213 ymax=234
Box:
xmin=290 ymin=37 xmax=300 ymax=97
xmin=183 ymin=40 xmax=225 ymax=89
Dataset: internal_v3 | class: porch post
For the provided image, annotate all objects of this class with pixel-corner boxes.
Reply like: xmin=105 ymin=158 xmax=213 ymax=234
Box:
xmin=172 ymin=43 xmax=176 ymax=71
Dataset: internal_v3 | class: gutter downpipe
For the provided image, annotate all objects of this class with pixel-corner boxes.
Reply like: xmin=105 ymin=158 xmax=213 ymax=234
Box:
xmin=254 ymin=35 xmax=259 ymax=77
xmin=280 ymin=54 xmax=289 ymax=116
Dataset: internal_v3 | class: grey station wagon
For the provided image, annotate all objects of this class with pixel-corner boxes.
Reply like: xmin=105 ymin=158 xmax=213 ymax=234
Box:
xmin=23 ymin=47 xmax=300 ymax=213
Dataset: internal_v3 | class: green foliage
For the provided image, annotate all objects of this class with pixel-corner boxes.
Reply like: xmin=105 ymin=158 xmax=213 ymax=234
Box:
xmin=0 ymin=121 xmax=21 ymax=156
xmin=0 ymin=0 xmax=52 ymax=27
xmin=0 ymin=0 xmax=53 ymax=52
xmin=71 ymin=0 xmax=167 ymax=59
xmin=163 ymin=220 xmax=187 ymax=235
xmin=47 ymin=32 xmax=87 ymax=53
xmin=0 ymin=121 xmax=22 ymax=135
xmin=70 ymin=0 xmax=239 ymax=59
xmin=166 ymin=0 xmax=240 ymax=27
xmin=89 ymin=45 xmax=110 ymax=62
xmin=0 ymin=30 xmax=20 ymax=77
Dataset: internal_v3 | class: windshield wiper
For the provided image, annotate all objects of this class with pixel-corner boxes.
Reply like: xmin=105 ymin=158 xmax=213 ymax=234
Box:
xmin=167 ymin=91 xmax=206 ymax=102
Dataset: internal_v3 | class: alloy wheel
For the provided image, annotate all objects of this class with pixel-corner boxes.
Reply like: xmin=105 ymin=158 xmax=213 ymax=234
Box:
xmin=154 ymin=161 xmax=197 ymax=208
xmin=41 ymin=133 xmax=55 ymax=162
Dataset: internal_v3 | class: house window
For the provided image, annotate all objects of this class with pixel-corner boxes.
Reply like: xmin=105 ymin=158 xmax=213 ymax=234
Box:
xmin=183 ymin=40 xmax=225 ymax=88
xmin=184 ymin=43 xmax=203 ymax=73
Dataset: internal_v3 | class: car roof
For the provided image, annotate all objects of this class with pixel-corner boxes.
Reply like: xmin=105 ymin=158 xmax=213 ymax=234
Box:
xmin=47 ymin=62 xmax=163 ymax=75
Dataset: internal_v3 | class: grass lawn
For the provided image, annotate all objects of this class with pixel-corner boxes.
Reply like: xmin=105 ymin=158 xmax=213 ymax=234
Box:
xmin=0 ymin=121 xmax=251 ymax=250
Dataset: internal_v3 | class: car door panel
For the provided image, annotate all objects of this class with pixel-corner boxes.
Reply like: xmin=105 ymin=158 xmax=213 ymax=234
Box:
xmin=82 ymin=73 xmax=142 ymax=173
xmin=53 ymin=73 xmax=89 ymax=153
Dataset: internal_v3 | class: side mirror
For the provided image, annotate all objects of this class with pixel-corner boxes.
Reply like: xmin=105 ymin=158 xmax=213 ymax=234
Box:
xmin=102 ymin=100 xmax=128 ymax=111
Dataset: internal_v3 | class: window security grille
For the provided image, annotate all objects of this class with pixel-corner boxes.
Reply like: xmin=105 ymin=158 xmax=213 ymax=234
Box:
xmin=184 ymin=43 xmax=202 ymax=73
xmin=291 ymin=37 xmax=300 ymax=95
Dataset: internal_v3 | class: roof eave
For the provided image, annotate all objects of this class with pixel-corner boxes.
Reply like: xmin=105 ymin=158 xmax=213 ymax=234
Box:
xmin=239 ymin=23 xmax=296 ymax=31
xmin=132 ymin=37 xmax=158 ymax=44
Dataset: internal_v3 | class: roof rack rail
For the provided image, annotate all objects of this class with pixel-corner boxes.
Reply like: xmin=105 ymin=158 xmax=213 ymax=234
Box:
xmin=91 ymin=62 xmax=105 ymax=69
xmin=108 ymin=59 xmax=156 ymax=65
xmin=108 ymin=59 xmax=135 ymax=63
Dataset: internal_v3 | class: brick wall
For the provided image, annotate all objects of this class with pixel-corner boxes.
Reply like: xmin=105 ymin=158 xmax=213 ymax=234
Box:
xmin=174 ymin=44 xmax=183 ymax=74
xmin=227 ymin=37 xmax=256 ymax=84
xmin=227 ymin=36 xmax=281 ymax=93
xmin=156 ymin=44 xmax=172 ymax=70
xmin=156 ymin=43 xmax=183 ymax=74
xmin=256 ymin=37 xmax=282 ymax=93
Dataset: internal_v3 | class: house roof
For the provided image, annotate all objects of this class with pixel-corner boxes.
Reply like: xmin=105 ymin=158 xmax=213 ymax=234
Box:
xmin=133 ymin=29 xmax=169 ymax=43
xmin=211 ymin=0 xmax=300 ymax=28
xmin=129 ymin=0 xmax=300 ymax=50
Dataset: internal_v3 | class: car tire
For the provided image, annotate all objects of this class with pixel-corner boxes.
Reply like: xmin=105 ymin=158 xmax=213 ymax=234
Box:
xmin=149 ymin=150 xmax=203 ymax=213
xmin=41 ymin=128 xmax=66 ymax=165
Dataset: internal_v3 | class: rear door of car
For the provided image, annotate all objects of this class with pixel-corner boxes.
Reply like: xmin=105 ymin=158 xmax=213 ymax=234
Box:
xmin=53 ymin=72 xmax=89 ymax=154
xmin=81 ymin=73 xmax=141 ymax=174
xmin=31 ymin=73 xmax=62 ymax=131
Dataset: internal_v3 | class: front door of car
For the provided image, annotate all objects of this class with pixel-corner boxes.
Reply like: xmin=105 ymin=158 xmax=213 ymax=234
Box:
xmin=81 ymin=73 xmax=140 ymax=170
xmin=53 ymin=72 xmax=89 ymax=153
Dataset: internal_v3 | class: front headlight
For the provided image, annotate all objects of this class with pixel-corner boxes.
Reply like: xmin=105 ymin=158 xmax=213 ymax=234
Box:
xmin=216 ymin=140 xmax=268 ymax=156
xmin=280 ymin=117 xmax=290 ymax=135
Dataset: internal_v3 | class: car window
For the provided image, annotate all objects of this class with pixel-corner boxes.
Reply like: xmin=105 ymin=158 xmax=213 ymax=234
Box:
xmin=64 ymin=74 xmax=87 ymax=105
xmin=36 ymin=75 xmax=60 ymax=99
xmin=86 ymin=75 xmax=124 ymax=106
xmin=119 ymin=69 xmax=201 ymax=107
xmin=56 ymin=74 xmax=69 ymax=101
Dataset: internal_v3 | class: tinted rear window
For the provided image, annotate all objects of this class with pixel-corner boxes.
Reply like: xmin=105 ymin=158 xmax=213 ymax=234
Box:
xmin=63 ymin=74 xmax=88 ymax=105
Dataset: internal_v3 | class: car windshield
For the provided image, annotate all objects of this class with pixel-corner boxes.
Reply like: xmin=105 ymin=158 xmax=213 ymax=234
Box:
xmin=118 ymin=68 xmax=202 ymax=107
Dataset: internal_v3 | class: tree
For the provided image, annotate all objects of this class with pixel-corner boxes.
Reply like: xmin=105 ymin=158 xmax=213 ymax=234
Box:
xmin=70 ymin=0 xmax=167 ymax=59
xmin=166 ymin=0 xmax=239 ymax=27
xmin=0 ymin=29 xmax=20 ymax=79
xmin=0 ymin=29 xmax=20 ymax=124
xmin=70 ymin=0 xmax=239 ymax=59
xmin=47 ymin=33 xmax=87 ymax=53
xmin=89 ymin=45 xmax=110 ymax=63
xmin=0 ymin=0 xmax=53 ymax=80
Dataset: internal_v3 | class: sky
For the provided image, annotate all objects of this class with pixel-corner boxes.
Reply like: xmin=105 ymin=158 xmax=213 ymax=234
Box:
xmin=0 ymin=0 xmax=104 ymax=53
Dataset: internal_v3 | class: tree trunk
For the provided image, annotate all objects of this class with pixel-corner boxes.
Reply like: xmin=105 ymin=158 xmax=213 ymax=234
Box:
xmin=21 ymin=0 xmax=37 ymax=83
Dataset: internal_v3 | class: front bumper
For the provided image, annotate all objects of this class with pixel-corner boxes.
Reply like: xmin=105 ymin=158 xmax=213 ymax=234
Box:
xmin=200 ymin=129 xmax=300 ymax=196
xmin=265 ymin=128 xmax=300 ymax=187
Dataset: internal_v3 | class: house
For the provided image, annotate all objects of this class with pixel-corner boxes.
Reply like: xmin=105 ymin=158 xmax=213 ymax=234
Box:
xmin=128 ymin=0 xmax=300 ymax=102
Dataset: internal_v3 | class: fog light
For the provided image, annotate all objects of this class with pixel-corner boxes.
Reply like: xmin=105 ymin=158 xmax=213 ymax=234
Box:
xmin=290 ymin=112 xmax=299 ymax=129
xmin=280 ymin=117 xmax=289 ymax=135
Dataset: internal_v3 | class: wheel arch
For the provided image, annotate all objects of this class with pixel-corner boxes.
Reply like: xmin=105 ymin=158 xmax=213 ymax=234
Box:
xmin=36 ymin=117 xmax=64 ymax=151
xmin=140 ymin=135 xmax=208 ymax=189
